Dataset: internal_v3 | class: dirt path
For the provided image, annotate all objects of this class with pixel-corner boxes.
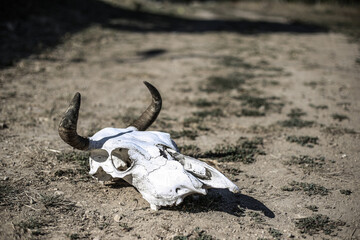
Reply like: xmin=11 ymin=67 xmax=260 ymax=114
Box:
xmin=1 ymin=1 xmax=359 ymax=239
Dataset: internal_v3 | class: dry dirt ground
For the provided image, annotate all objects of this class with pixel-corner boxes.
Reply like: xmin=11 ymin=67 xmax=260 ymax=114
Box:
xmin=1 ymin=1 xmax=360 ymax=239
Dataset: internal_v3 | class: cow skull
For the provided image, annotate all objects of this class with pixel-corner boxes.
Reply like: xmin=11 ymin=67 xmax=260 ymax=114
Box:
xmin=59 ymin=82 xmax=239 ymax=210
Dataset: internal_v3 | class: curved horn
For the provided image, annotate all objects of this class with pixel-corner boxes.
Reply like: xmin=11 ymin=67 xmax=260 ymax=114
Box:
xmin=129 ymin=81 xmax=162 ymax=131
xmin=58 ymin=93 xmax=89 ymax=150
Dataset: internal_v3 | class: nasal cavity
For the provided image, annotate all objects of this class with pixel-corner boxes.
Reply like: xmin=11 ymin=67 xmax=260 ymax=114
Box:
xmin=175 ymin=187 xmax=190 ymax=195
xmin=111 ymin=148 xmax=133 ymax=171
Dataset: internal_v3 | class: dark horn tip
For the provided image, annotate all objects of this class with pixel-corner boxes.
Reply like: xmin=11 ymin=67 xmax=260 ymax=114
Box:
xmin=58 ymin=92 xmax=89 ymax=151
xmin=143 ymin=81 xmax=161 ymax=102
xmin=128 ymin=82 xmax=162 ymax=131
xmin=71 ymin=92 xmax=81 ymax=106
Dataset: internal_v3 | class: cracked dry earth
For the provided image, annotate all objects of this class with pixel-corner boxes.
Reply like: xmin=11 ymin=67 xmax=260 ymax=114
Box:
xmin=0 ymin=1 xmax=359 ymax=240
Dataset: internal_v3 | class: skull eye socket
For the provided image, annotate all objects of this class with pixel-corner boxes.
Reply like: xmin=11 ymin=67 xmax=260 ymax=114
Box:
xmin=90 ymin=149 xmax=109 ymax=163
xmin=111 ymin=148 xmax=133 ymax=172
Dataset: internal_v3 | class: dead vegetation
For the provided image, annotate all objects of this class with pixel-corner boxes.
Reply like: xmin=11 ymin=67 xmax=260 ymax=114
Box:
xmin=331 ymin=113 xmax=349 ymax=122
xmin=285 ymin=155 xmax=325 ymax=171
xmin=15 ymin=217 xmax=51 ymax=237
xmin=281 ymin=181 xmax=329 ymax=196
xmin=286 ymin=135 xmax=319 ymax=147
xmin=201 ymin=72 xmax=250 ymax=93
xmin=278 ymin=108 xmax=315 ymax=128
xmin=173 ymin=227 xmax=216 ymax=240
xmin=295 ymin=214 xmax=345 ymax=236
xmin=199 ymin=137 xmax=265 ymax=164
xmin=178 ymin=137 xmax=265 ymax=164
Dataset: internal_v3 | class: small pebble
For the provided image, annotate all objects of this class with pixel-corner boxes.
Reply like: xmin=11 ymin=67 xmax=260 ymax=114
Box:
xmin=114 ymin=214 xmax=122 ymax=223
xmin=54 ymin=190 xmax=64 ymax=196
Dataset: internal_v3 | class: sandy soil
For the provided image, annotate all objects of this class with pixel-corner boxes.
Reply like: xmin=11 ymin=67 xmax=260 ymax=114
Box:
xmin=0 ymin=1 xmax=359 ymax=239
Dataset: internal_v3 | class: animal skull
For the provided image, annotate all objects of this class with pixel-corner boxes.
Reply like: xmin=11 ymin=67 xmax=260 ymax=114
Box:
xmin=59 ymin=82 xmax=239 ymax=210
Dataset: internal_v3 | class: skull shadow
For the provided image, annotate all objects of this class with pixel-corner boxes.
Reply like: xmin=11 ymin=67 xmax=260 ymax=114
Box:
xmin=167 ymin=188 xmax=275 ymax=218
xmin=103 ymin=180 xmax=274 ymax=218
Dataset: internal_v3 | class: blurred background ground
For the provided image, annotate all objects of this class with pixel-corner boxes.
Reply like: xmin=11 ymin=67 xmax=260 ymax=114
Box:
xmin=0 ymin=0 xmax=359 ymax=239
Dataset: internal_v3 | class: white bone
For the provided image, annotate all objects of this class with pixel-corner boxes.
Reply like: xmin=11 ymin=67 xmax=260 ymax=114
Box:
xmin=87 ymin=127 xmax=239 ymax=210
